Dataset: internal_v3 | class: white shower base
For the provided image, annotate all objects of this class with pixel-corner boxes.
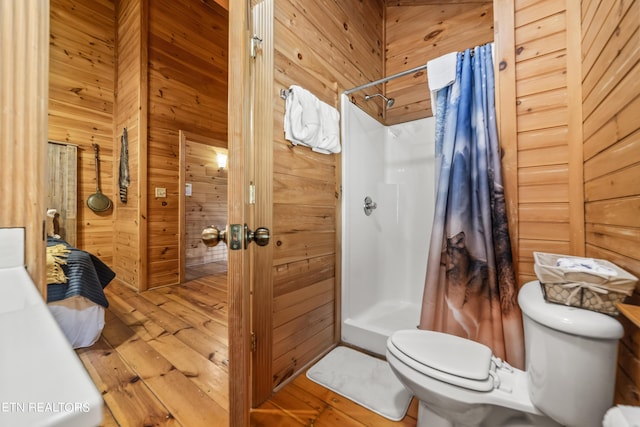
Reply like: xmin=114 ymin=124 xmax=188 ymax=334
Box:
xmin=340 ymin=95 xmax=434 ymax=359
xmin=341 ymin=300 xmax=420 ymax=356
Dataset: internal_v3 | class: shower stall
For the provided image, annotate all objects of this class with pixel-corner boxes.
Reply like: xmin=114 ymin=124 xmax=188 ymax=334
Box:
xmin=340 ymin=94 xmax=436 ymax=356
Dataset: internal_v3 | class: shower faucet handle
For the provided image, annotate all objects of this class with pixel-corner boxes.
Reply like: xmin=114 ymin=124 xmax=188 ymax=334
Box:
xmin=364 ymin=196 xmax=377 ymax=216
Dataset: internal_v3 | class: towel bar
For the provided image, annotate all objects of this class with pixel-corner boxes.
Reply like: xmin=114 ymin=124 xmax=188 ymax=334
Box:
xmin=280 ymin=88 xmax=290 ymax=99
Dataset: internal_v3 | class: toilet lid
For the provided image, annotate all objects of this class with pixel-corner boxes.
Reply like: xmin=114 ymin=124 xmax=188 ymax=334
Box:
xmin=390 ymin=330 xmax=495 ymax=391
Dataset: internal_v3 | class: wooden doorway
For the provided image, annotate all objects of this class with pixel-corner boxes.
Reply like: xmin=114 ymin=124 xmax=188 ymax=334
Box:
xmin=179 ymin=131 xmax=229 ymax=284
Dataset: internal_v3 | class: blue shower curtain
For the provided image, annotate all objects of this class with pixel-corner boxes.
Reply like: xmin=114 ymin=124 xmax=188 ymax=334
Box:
xmin=419 ymin=44 xmax=524 ymax=369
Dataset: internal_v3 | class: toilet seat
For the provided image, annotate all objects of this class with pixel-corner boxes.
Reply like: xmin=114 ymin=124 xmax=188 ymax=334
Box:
xmin=388 ymin=330 xmax=496 ymax=392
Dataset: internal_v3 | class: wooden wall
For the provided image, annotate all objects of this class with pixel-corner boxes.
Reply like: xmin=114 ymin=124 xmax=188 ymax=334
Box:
xmin=385 ymin=2 xmax=494 ymax=125
xmin=49 ymin=0 xmax=116 ymax=263
xmin=582 ymin=0 xmax=640 ymax=288
xmin=146 ymin=0 xmax=229 ymax=288
xmin=501 ymin=0 xmax=584 ymax=284
xmin=113 ymin=0 xmax=147 ymax=290
xmin=269 ymin=0 xmax=384 ymax=394
xmin=0 ymin=0 xmax=49 ymax=293
xmin=580 ymin=0 xmax=640 ymax=405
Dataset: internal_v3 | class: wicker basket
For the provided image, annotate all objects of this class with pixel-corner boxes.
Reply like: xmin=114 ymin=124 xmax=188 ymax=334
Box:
xmin=533 ymin=252 xmax=638 ymax=315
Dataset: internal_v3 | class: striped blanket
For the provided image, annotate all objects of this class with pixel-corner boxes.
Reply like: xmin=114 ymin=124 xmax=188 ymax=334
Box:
xmin=46 ymin=237 xmax=115 ymax=308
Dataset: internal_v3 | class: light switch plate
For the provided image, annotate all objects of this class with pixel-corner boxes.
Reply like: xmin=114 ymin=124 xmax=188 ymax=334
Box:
xmin=155 ymin=187 xmax=167 ymax=198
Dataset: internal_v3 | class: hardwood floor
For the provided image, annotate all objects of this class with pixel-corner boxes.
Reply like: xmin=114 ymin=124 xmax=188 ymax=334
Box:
xmin=77 ymin=275 xmax=418 ymax=426
xmin=77 ymin=276 xmax=230 ymax=426
xmin=185 ymin=261 xmax=228 ymax=281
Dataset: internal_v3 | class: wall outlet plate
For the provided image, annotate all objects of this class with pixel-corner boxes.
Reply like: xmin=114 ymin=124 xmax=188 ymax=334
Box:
xmin=155 ymin=187 xmax=167 ymax=198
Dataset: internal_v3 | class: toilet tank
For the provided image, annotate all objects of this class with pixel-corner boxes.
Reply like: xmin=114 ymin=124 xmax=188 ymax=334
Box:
xmin=518 ymin=281 xmax=624 ymax=427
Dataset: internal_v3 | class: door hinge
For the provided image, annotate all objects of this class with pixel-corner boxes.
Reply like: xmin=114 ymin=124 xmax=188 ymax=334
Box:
xmin=250 ymin=34 xmax=263 ymax=58
xmin=250 ymin=331 xmax=257 ymax=352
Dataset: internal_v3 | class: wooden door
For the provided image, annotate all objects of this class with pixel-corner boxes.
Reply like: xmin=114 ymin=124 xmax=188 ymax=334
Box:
xmin=228 ymin=1 xmax=275 ymax=422
xmin=228 ymin=1 xmax=252 ymax=425
xmin=250 ymin=0 xmax=274 ymax=406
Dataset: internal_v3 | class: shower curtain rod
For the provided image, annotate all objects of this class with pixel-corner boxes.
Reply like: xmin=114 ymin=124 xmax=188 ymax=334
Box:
xmin=342 ymin=63 xmax=428 ymax=96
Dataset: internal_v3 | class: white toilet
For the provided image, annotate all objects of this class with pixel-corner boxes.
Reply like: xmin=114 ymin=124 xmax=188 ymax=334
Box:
xmin=386 ymin=280 xmax=624 ymax=427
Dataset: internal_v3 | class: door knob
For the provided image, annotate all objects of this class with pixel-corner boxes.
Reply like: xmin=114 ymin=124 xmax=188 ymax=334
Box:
xmin=202 ymin=224 xmax=270 ymax=249
xmin=201 ymin=225 xmax=226 ymax=247
xmin=245 ymin=225 xmax=270 ymax=247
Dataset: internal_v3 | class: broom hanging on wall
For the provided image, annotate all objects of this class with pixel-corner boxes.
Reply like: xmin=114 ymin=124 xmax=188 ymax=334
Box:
xmin=119 ymin=127 xmax=130 ymax=203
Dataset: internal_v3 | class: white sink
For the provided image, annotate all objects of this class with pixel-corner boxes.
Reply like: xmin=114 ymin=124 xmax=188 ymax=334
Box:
xmin=0 ymin=228 xmax=103 ymax=426
xmin=0 ymin=269 xmax=40 ymax=314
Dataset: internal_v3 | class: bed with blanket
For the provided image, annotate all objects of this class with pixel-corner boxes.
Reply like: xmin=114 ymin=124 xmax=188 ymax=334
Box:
xmin=46 ymin=237 xmax=115 ymax=348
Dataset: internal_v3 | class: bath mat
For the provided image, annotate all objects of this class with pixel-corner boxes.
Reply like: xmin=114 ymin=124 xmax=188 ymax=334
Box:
xmin=306 ymin=346 xmax=412 ymax=421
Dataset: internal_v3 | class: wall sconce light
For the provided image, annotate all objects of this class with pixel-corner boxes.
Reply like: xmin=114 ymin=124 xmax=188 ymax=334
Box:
xmin=217 ymin=152 xmax=227 ymax=170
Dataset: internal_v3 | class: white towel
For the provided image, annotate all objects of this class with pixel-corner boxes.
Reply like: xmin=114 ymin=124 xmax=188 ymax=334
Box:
xmin=427 ymin=51 xmax=458 ymax=113
xmin=285 ymin=85 xmax=321 ymax=147
xmin=556 ymin=257 xmax=618 ymax=277
xmin=314 ymin=101 xmax=341 ymax=154
xmin=284 ymin=85 xmax=341 ymax=154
